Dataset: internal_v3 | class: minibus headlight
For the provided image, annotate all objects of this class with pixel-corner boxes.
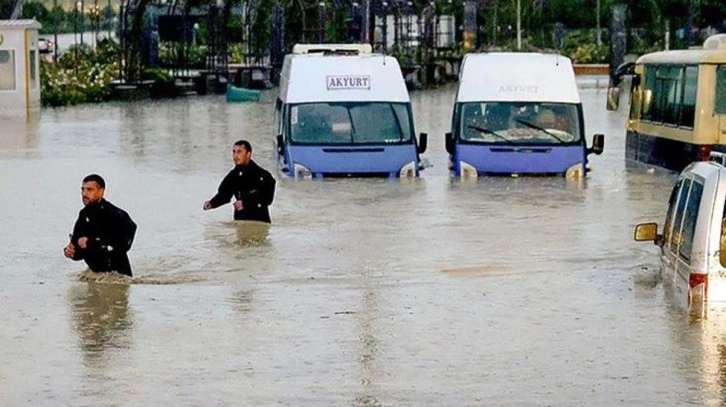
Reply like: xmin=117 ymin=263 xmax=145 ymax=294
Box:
xmin=565 ymin=162 xmax=584 ymax=179
xmin=293 ymin=163 xmax=313 ymax=179
xmin=399 ymin=161 xmax=417 ymax=178
xmin=460 ymin=161 xmax=478 ymax=178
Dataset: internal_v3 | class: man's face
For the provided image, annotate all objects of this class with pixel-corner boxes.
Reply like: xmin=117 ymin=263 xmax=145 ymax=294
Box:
xmin=233 ymin=145 xmax=252 ymax=166
xmin=81 ymin=181 xmax=104 ymax=206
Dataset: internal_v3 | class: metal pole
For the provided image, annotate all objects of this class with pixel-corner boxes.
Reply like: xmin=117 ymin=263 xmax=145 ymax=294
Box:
xmin=53 ymin=0 xmax=59 ymax=61
xmin=80 ymin=0 xmax=85 ymax=46
xmin=516 ymin=0 xmax=521 ymax=50
xmin=596 ymin=0 xmax=602 ymax=46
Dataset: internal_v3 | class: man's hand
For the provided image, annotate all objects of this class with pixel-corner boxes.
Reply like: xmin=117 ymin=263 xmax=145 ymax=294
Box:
xmin=203 ymin=201 xmax=212 ymax=211
xmin=233 ymin=200 xmax=244 ymax=211
xmin=77 ymin=237 xmax=88 ymax=249
xmin=63 ymin=242 xmax=76 ymax=259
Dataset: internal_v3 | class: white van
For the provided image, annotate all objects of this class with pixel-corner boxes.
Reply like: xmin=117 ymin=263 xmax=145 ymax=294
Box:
xmin=635 ymin=153 xmax=726 ymax=318
xmin=445 ymin=52 xmax=603 ymax=177
xmin=274 ymin=43 xmax=427 ymax=178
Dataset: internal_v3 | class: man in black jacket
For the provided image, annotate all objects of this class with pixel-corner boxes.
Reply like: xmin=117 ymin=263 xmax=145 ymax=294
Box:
xmin=203 ymin=140 xmax=276 ymax=223
xmin=63 ymin=174 xmax=137 ymax=277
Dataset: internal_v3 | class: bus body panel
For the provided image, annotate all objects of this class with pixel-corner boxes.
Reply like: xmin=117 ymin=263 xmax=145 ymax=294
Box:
xmin=453 ymin=144 xmax=585 ymax=175
xmin=283 ymin=144 xmax=417 ymax=177
xmin=276 ymin=45 xmax=422 ymax=178
xmin=449 ymin=52 xmax=596 ymax=177
xmin=617 ymin=37 xmax=726 ymax=172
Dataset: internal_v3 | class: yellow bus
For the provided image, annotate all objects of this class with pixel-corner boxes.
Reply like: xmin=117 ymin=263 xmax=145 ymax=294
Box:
xmin=608 ymin=34 xmax=726 ymax=172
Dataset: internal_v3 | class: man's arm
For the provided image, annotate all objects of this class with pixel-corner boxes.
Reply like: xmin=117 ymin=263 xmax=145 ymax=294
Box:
xmin=67 ymin=214 xmax=86 ymax=260
xmin=207 ymin=171 xmax=235 ymax=209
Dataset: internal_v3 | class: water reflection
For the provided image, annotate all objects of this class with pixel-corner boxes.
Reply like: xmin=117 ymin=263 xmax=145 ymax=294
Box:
xmin=235 ymin=221 xmax=270 ymax=247
xmin=69 ymin=282 xmax=133 ymax=368
xmin=0 ymin=117 xmax=40 ymax=153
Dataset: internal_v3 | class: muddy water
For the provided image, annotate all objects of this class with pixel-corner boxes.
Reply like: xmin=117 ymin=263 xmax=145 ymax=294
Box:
xmin=1 ymin=84 xmax=723 ymax=405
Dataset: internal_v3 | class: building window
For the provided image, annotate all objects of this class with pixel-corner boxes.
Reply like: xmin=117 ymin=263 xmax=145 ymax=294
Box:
xmin=29 ymin=49 xmax=37 ymax=89
xmin=0 ymin=50 xmax=16 ymax=91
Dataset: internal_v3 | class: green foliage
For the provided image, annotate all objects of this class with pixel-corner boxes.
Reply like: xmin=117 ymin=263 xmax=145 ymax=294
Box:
xmin=40 ymin=41 xmax=119 ymax=107
xmin=229 ymin=43 xmax=245 ymax=64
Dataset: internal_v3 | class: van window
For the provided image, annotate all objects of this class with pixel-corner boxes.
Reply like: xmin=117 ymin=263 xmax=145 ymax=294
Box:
xmin=290 ymin=102 xmax=413 ymax=145
xmin=679 ymin=180 xmax=703 ymax=262
xmin=458 ymin=102 xmax=581 ymax=144
xmin=663 ymin=179 xmax=684 ymax=247
xmin=720 ymin=200 xmax=726 ymax=267
xmin=669 ymin=178 xmax=691 ymax=254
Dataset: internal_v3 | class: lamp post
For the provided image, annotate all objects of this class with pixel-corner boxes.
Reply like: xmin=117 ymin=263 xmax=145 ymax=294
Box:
xmin=76 ymin=0 xmax=84 ymax=46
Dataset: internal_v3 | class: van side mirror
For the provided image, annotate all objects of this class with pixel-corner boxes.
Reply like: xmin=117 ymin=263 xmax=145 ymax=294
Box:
xmin=634 ymin=222 xmax=663 ymax=246
xmin=417 ymin=132 xmax=428 ymax=154
xmin=606 ymin=84 xmax=620 ymax=111
xmin=588 ymin=134 xmax=604 ymax=155
xmin=276 ymin=134 xmax=284 ymax=156
xmin=445 ymin=132 xmax=454 ymax=155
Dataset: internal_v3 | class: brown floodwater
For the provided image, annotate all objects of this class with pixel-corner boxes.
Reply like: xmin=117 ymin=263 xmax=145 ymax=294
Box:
xmin=2 ymin=83 xmax=724 ymax=405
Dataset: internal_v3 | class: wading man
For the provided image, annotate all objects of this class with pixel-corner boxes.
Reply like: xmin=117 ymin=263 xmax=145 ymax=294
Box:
xmin=63 ymin=174 xmax=137 ymax=277
xmin=203 ymin=140 xmax=276 ymax=223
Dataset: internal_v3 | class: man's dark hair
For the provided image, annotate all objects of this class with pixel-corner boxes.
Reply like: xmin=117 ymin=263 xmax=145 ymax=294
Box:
xmin=234 ymin=140 xmax=252 ymax=152
xmin=83 ymin=174 xmax=106 ymax=189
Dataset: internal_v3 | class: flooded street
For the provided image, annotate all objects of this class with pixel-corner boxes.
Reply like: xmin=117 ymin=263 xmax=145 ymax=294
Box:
xmin=2 ymin=82 xmax=724 ymax=405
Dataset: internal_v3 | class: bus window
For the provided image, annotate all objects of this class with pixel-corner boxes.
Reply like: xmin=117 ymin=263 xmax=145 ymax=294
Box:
xmin=642 ymin=66 xmax=657 ymax=121
xmin=663 ymin=66 xmax=683 ymax=125
xmin=716 ymin=65 xmax=726 ymax=114
xmin=679 ymin=180 xmax=704 ymax=262
xmin=629 ymin=75 xmax=642 ymax=120
xmin=290 ymin=102 xmax=413 ymax=145
xmin=680 ymin=66 xmax=698 ymax=127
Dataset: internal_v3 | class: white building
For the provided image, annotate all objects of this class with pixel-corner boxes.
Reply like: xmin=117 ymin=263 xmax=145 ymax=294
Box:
xmin=0 ymin=19 xmax=41 ymax=118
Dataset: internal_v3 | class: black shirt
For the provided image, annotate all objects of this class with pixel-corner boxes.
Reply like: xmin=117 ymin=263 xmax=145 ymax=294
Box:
xmin=209 ymin=160 xmax=276 ymax=223
xmin=70 ymin=199 xmax=137 ymax=276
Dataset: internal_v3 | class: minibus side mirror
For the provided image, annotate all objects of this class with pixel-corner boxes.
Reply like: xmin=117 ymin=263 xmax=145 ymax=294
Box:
xmin=276 ymin=134 xmax=284 ymax=156
xmin=445 ymin=132 xmax=455 ymax=155
xmin=634 ymin=222 xmax=663 ymax=247
xmin=417 ymin=132 xmax=428 ymax=154
xmin=588 ymin=134 xmax=604 ymax=155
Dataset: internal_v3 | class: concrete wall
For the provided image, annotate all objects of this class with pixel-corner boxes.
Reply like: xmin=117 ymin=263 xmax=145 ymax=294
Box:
xmin=0 ymin=21 xmax=41 ymax=118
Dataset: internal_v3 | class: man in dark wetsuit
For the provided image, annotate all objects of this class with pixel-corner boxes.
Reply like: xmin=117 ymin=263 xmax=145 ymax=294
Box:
xmin=63 ymin=174 xmax=137 ymax=276
xmin=203 ymin=140 xmax=276 ymax=223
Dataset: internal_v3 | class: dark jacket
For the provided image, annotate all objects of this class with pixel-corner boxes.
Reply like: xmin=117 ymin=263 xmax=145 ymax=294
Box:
xmin=209 ymin=160 xmax=276 ymax=223
xmin=70 ymin=199 xmax=137 ymax=276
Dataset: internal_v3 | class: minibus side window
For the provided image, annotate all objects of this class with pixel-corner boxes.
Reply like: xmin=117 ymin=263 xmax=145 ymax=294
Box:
xmin=663 ymin=179 xmax=684 ymax=247
xmin=679 ymin=180 xmax=703 ymax=262
xmin=669 ymin=178 xmax=691 ymax=254
xmin=642 ymin=66 xmax=656 ymax=121
xmin=716 ymin=65 xmax=726 ymax=114
xmin=680 ymin=65 xmax=698 ymax=127
xmin=663 ymin=66 xmax=683 ymax=125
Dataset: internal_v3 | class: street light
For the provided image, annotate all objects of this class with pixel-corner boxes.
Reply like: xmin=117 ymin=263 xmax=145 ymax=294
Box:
xmin=193 ymin=22 xmax=199 ymax=46
xmin=76 ymin=0 xmax=83 ymax=46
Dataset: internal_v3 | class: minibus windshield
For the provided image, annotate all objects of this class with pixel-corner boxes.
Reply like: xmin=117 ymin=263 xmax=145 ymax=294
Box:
xmin=289 ymin=102 xmax=413 ymax=145
xmin=459 ymin=102 xmax=582 ymax=144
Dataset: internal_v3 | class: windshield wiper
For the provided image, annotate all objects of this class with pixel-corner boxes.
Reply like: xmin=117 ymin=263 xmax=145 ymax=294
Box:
xmin=513 ymin=119 xmax=566 ymax=143
xmin=466 ymin=124 xmax=513 ymax=144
